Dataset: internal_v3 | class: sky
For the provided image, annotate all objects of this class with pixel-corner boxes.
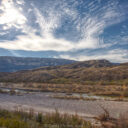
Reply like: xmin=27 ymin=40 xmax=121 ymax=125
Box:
xmin=0 ymin=0 xmax=128 ymax=62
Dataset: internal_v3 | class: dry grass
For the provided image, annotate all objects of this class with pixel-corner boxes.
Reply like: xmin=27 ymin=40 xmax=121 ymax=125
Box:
xmin=1 ymin=83 xmax=128 ymax=98
xmin=0 ymin=108 xmax=93 ymax=128
xmin=0 ymin=106 xmax=128 ymax=128
xmin=96 ymin=106 xmax=128 ymax=128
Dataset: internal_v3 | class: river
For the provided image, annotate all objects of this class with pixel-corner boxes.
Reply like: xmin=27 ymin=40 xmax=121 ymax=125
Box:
xmin=0 ymin=88 xmax=128 ymax=121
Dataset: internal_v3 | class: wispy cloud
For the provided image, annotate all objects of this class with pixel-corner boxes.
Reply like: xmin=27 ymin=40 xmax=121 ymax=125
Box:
xmin=0 ymin=0 xmax=127 ymax=62
xmin=0 ymin=0 xmax=26 ymax=30
xmin=16 ymin=0 xmax=25 ymax=5
xmin=59 ymin=49 xmax=128 ymax=63
xmin=34 ymin=7 xmax=60 ymax=38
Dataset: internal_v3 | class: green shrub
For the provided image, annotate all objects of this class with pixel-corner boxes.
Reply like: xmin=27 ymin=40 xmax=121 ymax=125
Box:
xmin=0 ymin=117 xmax=29 ymax=128
xmin=0 ymin=109 xmax=93 ymax=128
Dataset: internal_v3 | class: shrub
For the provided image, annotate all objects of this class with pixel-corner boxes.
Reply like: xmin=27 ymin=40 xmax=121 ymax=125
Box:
xmin=0 ymin=108 xmax=93 ymax=128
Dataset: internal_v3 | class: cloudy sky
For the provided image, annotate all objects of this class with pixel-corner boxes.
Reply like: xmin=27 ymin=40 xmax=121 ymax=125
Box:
xmin=0 ymin=0 xmax=128 ymax=62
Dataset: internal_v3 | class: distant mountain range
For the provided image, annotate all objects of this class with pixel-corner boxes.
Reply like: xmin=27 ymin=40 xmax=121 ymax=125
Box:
xmin=0 ymin=58 xmax=128 ymax=85
xmin=0 ymin=56 xmax=75 ymax=72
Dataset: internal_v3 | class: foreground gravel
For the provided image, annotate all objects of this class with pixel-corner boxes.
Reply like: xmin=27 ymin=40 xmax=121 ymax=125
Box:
xmin=0 ymin=92 xmax=128 ymax=120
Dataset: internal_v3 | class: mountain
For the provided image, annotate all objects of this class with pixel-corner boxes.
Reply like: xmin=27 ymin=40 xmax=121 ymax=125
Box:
xmin=0 ymin=56 xmax=76 ymax=72
xmin=63 ymin=59 xmax=114 ymax=68
xmin=0 ymin=59 xmax=128 ymax=85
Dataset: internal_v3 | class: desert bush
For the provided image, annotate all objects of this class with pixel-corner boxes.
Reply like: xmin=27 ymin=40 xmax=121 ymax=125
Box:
xmin=123 ymin=90 xmax=128 ymax=97
xmin=97 ymin=106 xmax=128 ymax=128
xmin=10 ymin=89 xmax=16 ymax=95
xmin=115 ymin=113 xmax=128 ymax=128
xmin=0 ymin=89 xmax=5 ymax=93
xmin=97 ymin=107 xmax=110 ymax=122
xmin=36 ymin=113 xmax=43 ymax=123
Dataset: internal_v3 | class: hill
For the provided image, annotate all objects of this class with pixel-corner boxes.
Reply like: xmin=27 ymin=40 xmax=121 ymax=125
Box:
xmin=0 ymin=56 xmax=75 ymax=72
xmin=0 ymin=59 xmax=128 ymax=85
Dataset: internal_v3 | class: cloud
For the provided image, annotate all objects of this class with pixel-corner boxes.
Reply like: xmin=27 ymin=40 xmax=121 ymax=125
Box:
xmin=0 ymin=0 xmax=26 ymax=29
xmin=0 ymin=32 xmax=8 ymax=36
xmin=16 ymin=0 xmax=25 ymax=5
xmin=0 ymin=1 xmax=119 ymax=50
xmin=34 ymin=7 xmax=60 ymax=38
xmin=59 ymin=49 xmax=128 ymax=63
xmin=0 ymin=0 xmax=127 ymax=62
xmin=0 ymin=34 xmax=74 ymax=51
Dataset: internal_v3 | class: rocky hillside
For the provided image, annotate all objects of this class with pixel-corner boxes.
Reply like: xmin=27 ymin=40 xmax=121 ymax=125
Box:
xmin=0 ymin=59 xmax=128 ymax=85
xmin=0 ymin=56 xmax=75 ymax=72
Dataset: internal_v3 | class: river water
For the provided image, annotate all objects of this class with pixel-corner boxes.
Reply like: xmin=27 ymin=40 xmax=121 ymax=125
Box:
xmin=0 ymin=88 xmax=128 ymax=120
